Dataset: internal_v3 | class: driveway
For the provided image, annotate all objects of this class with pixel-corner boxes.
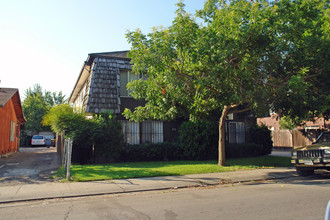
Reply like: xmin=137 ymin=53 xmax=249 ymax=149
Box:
xmin=0 ymin=147 xmax=60 ymax=186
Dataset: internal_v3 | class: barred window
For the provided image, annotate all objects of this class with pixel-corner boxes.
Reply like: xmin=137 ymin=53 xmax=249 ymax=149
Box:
xmin=142 ymin=121 xmax=163 ymax=144
xmin=120 ymin=120 xmax=164 ymax=144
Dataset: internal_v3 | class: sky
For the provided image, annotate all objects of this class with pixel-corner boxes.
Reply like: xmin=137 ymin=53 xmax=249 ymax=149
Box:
xmin=0 ymin=0 xmax=205 ymax=100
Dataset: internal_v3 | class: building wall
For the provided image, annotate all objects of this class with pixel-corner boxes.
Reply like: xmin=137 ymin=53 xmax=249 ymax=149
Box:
xmin=72 ymin=56 xmax=183 ymax=144
xmin=72 ymin=74 xmax=92 ymax=111
xmin=0 ymin=98 xmax=20 ymax=155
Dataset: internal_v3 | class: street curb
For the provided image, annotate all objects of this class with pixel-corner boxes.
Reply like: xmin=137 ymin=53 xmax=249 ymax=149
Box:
xmin=0 ymin=172 xmax=296 ymax=205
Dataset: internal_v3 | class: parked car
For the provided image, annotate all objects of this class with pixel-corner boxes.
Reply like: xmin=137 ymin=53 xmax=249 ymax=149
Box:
xmin=291 ymin=131 xmax=330 ymax=176
xmin=31 ymin=135 xmax=46 ymax=146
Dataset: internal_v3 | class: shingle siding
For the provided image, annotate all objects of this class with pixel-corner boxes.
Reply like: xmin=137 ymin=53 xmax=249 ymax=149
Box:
xmin=86 ymin=57 xmax=131 ymax=114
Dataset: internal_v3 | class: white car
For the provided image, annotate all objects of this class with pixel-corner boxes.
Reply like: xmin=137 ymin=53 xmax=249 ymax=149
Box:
xmin=31 ymin=135 xmax=46 ymax=146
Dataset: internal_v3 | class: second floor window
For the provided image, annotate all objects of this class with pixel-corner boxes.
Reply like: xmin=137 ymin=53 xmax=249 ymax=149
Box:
xmin=120 ymin=70 xmax=139 ymax=97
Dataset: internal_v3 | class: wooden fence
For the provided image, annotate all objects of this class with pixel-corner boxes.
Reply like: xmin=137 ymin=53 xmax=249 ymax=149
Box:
xmin=56 ymin=132 xmax=65 ymax=162
xmin=272 ymin=129 xmax=321 ymax=148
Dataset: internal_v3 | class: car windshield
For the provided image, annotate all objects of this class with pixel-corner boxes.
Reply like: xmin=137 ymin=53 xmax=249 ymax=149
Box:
xmin=316 ymin=132 xmax=330 ymax=144
xmin=33 ymin=136 xmax=44 ymax=139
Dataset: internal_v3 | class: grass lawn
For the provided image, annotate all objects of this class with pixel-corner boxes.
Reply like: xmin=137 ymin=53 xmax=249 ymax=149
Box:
xmin=55 ymin=156 xmax=292 ymax=182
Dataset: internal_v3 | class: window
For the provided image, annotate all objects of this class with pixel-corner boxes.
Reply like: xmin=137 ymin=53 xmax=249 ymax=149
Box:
xmin=142 ymin=121 xmax=163 ymax=143
xmin=120 ymin=120 xmax=164 ymax=144
xmin=121 ymin=121 xmax=140 ymax=145
xmin=120 ymin=70 xmax=140 ymax=97
xmin=228 ymin=122 xmax=245 ymax=144
xmin=10 ymin=121 xmax=15 ymax=142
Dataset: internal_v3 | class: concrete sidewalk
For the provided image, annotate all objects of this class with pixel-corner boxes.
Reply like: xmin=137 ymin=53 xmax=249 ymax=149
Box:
xmin=0 ymin=168 xmax=296 ymax=204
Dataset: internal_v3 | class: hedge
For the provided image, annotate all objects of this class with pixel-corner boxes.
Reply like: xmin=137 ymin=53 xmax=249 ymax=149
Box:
xmin=225 ymin=143 xmax=264 ymax=158
xmin=120 ymin=142 xmax=183 ymax=162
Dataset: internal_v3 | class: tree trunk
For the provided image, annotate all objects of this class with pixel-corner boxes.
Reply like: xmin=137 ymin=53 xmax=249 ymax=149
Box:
xmin=218 ymin=105 xmax=231 ymax=166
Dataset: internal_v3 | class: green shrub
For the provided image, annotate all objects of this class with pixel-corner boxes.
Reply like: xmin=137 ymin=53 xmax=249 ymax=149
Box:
xmin=71 ymin=119 xmax=98 ymax=164
xmin=178 ymin=121 xmax=218 ymax=160
xmin=71 ymin=112 xmax=124 ymax=164
xmin=121 ymin=142 xmax=182 ymax=162
xmin=226 ymin=143 xmax=264 ymax=158
xmin=178 ymin=121 xmax=273 ymax=160
xmin=94 ymin=113 xmax=124 ymax=163
xmin=249 ymin=125 xmax=273 ymax=155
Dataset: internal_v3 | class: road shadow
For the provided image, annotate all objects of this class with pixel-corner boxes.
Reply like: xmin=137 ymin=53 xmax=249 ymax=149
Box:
xmin=246 ymin=170 xmax=330 ymax=187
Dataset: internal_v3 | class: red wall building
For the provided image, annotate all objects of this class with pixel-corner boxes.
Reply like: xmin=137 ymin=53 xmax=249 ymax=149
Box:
xmin=0 ymin=88 xmax=26 ymax=156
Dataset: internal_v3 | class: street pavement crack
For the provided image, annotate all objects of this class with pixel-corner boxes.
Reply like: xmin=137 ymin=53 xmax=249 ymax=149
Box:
xmin=115 ymin=182 xmax=127 ymax=192
xmin=64 ymin=201 xmax=73 ymax=220
xmin=15 ymin=185 xmax=22 ymax=195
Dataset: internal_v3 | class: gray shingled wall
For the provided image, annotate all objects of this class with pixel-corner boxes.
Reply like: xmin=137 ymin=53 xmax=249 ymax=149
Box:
xmin=86 ymin=57 xmax=131 ymax=114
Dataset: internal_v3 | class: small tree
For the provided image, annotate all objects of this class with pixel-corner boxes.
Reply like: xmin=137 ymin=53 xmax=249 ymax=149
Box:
xmin=42 ymin=104 xmax=86 ymax=138
xmin=43 ymin=104 xmax=98 ymax=163
xmin=43 ymin=106 xmax=124 ymax=163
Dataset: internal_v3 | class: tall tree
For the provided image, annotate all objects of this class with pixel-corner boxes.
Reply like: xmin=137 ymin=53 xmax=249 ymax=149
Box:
xmin=267 ymin=0 xmax=330 ymax=123
xmin=45 ymin=91 xmax=67 ymax=107
xmin=22 ymin=84 xmax=67 ymax=134
xmin=22 ymin=91 xmax=48 ymax=134
xmin=124 ymin=0 xmax=329 ymax=165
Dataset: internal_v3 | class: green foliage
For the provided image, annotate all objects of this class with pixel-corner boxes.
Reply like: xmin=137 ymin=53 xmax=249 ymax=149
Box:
xmin=178 ymin=121 xmax=272 ymax=159
xmin=42 ymin=104 xmax=86 ymax=138
xmin=124 ymin=0 xmax=275 ymax=122
xmin=94 ymin=113 xmax=124 ymax=163
xmin=279 ymin=115 xmax=302 ymax=130
xmin=22 ymin=84 xmax=67 ymax=135
xmin=178 ymin=121 xmax=218 ymax=160
xmin=43 ymin=104 xmax=96 ymax=163
xmin=44 ymin=107 xmax=125 ymax=164
xmin=120 ymin=142 xmax=182 ymax=162
xmin=225 ymin=143 xmax=264 ymax=158
xmin=44 ymin=91 xmax=67 ymax=107
xmin=124 ymin=0 xmax=328 ymax=165
xmin=71 ymin=118 xmax=99 ymax=164
xmin=22 ymin=91 xmax=48 ymax=134
xmin=249 ymin=125 xmax=273 ymax=155
xmin=267 ymin=0 xmax=330 ymax=122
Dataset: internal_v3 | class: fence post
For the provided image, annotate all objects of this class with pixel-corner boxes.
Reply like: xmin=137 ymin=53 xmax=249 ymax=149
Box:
xmin=62 ymin=139 xmax=67 ymax=168
xmin=66 ymin=138 xmax=73 ymax=181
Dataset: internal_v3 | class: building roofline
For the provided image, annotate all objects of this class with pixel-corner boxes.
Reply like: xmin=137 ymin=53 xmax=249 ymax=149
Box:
xmin=0 ymin=88 xmax=18 ymax=107
xmin=69 ymin=50 xmax=131 ymax=103
xmin=0 ymin=88 xmax=26 ymax=123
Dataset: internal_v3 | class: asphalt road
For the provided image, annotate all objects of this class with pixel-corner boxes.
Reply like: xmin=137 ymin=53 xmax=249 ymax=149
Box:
xmin=0 ymin=147 xmax=60 ymax=186
xmin=0 ymin=175 xmax=329 ymax=220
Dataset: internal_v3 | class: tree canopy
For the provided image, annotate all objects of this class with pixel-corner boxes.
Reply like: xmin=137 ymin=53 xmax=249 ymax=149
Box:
xmin=42 ymin=104 xmax=85 ymax=138
xmin=124 ymin=0 xmax=329 ymax=165
xmin=22 ymin=84 xmax=67 ymax=134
